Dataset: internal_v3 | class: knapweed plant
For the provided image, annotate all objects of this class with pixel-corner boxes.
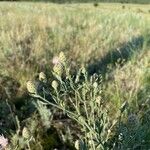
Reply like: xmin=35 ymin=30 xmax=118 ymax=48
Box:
xmin=26 ymin=52 xmax=127 ymax=150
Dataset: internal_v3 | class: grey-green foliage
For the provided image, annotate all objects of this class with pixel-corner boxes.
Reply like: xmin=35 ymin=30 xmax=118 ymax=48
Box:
xmin=26 ymin=51 xmax=150 ymax=149
xmin=28 ymin=53 xmax=118 ymax=150
xmin=34 ymin=101 xmax=53 ymax=129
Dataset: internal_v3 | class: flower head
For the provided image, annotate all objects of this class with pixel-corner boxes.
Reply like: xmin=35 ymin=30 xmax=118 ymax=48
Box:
xmin=39 ymin=72 xmax=47 ymax=83
xmin=52 ymin=56 xmax=60 ymax=65
xmin=59 ymin=51 xmax=66 ymax=64
xmin=0 ymin=135 xmax=8 ymax=149
xmin=26 ymin=80 xmax=37 ymax=94
xmin=81 ymin=66 xmax=86 ymax=74
xmin=22 ymin=127 xmax=30 ymax=139
xmin=53 ymin=64 xmax=63 ymax=76
xmin=52 ymin=80 xmax=59 ymax=91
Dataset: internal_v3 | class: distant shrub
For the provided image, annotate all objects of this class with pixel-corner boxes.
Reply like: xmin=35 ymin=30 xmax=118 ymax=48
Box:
xmin=93 ymin=2 xmax=99 ymax=7
xmin=136 ymin=8 xmax=144 ymax=13
xmin=122 ymin=5 xmax=125 ymax=9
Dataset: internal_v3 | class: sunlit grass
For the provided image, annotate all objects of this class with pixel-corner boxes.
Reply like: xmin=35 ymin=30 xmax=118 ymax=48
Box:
xmin=0 ymin=3 xmax=149 ymax=85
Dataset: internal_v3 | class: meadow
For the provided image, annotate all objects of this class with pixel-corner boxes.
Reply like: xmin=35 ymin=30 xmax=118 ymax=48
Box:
xmin=0 ymin=2 xmax=150 ymax=150
xmin=9 ymin=0 xmax=150 ymax=4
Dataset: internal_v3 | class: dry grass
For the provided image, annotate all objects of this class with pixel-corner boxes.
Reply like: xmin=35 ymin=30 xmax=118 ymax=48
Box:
xmin=0 ymin=2 xmax=150 ymax=149
xmin=0 ymin=2 xmax=149 ymax=98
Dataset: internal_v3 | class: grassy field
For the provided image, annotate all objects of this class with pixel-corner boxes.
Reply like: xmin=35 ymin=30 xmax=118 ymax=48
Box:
xmin=11 ymin=0 xmax=150 ymax=4
xmin=0 ymin=2 xmax=150 ymax=149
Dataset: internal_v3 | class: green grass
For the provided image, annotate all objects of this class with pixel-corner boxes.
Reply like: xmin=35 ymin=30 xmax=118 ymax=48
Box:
xmin=0 ymin=2 xmax=150 ymax=149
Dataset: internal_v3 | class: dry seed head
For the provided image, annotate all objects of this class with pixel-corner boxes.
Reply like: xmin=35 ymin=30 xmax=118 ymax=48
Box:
xmin=22 ymin=127 xmax=30 ymax=139
xmin=59 ymin=51 xmax=66 ymax=64
xmin=53 ymin=64 xmax=63 ymax=76
xmin=52 ymin=80 xmax=59 ymax=91
xmin=26 ymin=81 xmax=37 ymax=94
xmin=39 ymin=72 xmax=47 ymax=82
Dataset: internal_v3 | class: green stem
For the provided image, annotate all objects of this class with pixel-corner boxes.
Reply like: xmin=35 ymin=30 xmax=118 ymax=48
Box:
xmin=33 ymin=94 xmax=97 ymax=138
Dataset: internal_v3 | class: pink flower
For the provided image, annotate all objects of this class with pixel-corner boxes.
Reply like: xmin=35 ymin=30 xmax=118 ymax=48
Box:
xmin=52 ymin=56 xmax=60 ymax=65
xmin=0 ymin=135 xmax=8 ymax=149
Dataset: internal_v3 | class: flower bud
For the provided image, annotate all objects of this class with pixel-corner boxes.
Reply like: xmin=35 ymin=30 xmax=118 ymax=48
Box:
xmin=22 ymin=127 xmax=30 ymax=139
xmin=39 ymin=72 xmax=47 ymax=82
xmin=81 ymin=66 xmax=86 ymax=74
xmin=89 ymin=140 xmax=93 ymax=145
xmin=95 ymin=96 xmax=101 ymax=104
xmin=53 ymin=64 xmax=63 ymax=76
xmin=52 ymin=80 xmax=59 ymax=91
xmin=59 ymin=51 xmax=66 ymax=64
xmin=26 ymin=81 xmax=37 ymax=94
xmin=75 ymin=140 xmax=81 ymax=150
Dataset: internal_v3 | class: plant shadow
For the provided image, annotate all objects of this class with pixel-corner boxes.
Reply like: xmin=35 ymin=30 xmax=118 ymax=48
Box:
xmin=87 ymin=35 xmax=144 ymax=77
